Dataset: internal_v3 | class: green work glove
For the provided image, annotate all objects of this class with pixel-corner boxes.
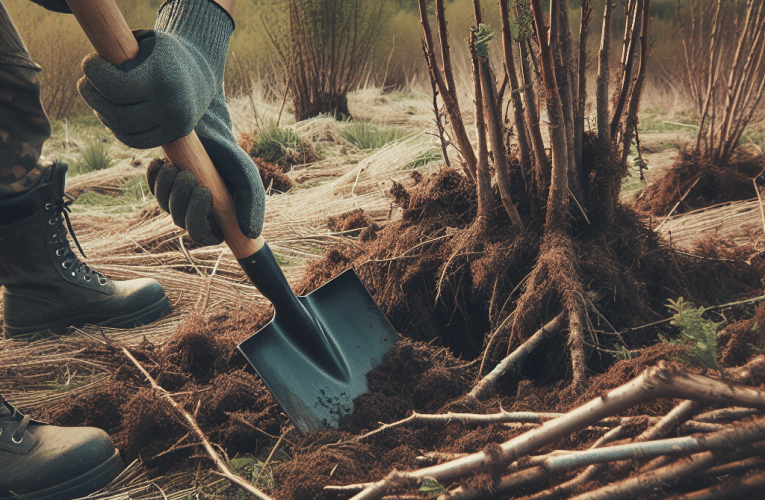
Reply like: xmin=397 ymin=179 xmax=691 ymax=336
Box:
xmin=28 ymin=0 xmax=71 ymax=13
xmin=79 ymin=0 xmax=266 ymax=242
xmin=77 ymin=0 xmax=232 ymax=148
xmin=145 ymin=94 xmax=267 ymax=246
xmin=146 ymin=158 xmax=224 ymax=246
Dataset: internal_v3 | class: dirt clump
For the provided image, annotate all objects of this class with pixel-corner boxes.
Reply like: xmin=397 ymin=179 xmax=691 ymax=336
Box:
xmin=41 ymin=302 xmax=283 ymax=473
xmin=327 ymin=208 xmax=380 ymax=241
xmin=253 ymin=157 xmax=294 ymax=193
xmin=719 ymin=301 xmax=765 ymax=367
xmin=636 ymin=150 xmax=764 ymax=216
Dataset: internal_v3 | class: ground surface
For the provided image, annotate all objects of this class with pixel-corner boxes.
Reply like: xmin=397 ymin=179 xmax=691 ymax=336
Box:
xmin=2 ymin=90 xmax=765 ymax=499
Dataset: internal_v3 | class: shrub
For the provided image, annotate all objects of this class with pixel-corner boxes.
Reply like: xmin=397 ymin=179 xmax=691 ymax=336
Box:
xmin=660 ymin=297 xmax=721 ymax=372
xmin=267 ymin=0 xmax=388 ymax=121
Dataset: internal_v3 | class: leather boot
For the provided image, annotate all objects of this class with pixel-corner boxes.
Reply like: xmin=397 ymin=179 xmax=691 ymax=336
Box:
xmin=0 ymin=161 xmax=169 ymax=339
xmin=0 ymin=395 xmax=124 ymax=500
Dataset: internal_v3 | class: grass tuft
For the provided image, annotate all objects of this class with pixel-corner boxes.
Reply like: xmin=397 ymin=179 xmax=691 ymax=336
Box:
xmin=246 ymin=120 xmax=303 ymax=164
xmin=69 ymin=136 xmax=115 ymax=175
xmin=339 ymin=122 xmax=412 ymax=150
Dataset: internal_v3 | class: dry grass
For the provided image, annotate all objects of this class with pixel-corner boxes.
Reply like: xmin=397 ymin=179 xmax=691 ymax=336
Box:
xmin=2 ymin=73 xmax=762 ymax=497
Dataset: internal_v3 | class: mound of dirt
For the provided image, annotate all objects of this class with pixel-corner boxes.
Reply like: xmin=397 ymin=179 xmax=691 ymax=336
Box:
xmin=718 ymin=301 xmax=765 ymax=367
xmin=298 ymin=137 xmax=762 ymax=377
xmin=636 ymin=150 xmax=764 ymax=216
xmin=239 ymin=131 xmax=320 ymax=172
xmin=327 ymin=208 xmax=380 ymax=241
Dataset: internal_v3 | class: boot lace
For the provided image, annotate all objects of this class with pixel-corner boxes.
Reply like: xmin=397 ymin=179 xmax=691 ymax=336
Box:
xmin=11 ymin=412 xmax=31 ymax=443
xmin=46 ymin=193 xmax=107 ymax=285
xmin=0 ymin=397 xmax=31 ymax=444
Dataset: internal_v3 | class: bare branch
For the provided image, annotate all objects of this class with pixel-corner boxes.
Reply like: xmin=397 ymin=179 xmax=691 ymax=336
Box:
xmin=122 ymin=348 xmax=274 ymax=500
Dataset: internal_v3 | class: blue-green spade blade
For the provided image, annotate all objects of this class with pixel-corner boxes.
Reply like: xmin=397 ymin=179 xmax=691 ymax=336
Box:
xmin=237 ymin=269 xmax=398 ymax=434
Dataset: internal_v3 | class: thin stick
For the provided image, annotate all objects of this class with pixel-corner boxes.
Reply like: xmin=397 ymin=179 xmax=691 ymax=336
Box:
xmin=254 ymin=428 xmax=291 ymax=485
xmin=121 ymin=347 xmax=274 ymax=500
xmin=656 ymin=176 xmax=702 ymax=231
xmin=470 ymin=313 xmax=566 ymax=401
xmin=753 ymin=176 xmax=765 ymax=236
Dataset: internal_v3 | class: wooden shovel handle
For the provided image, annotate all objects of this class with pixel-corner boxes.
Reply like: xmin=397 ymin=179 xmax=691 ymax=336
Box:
xmin=68 ymin=0 xmax=264 ymax=259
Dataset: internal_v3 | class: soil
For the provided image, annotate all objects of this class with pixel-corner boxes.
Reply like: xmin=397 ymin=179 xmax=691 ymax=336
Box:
xmin=34 ymin=137 xmax=765 ymax=499
xmin=636 ymin=150 xmax=765 ymax=216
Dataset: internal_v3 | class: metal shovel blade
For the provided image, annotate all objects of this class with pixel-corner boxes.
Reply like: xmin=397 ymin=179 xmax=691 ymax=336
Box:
xmin=237 ymin=269 xmax=399 ymax=434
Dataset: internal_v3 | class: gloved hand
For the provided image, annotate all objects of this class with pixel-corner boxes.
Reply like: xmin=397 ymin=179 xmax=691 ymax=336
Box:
xmin=145 ymin=95 xmax=266 ymax=246
xmin=78 ymin=0 xmax=265 ymax=242
xmin=77 ymin=0 xmax=233 ymax=148
xmin=146 ymin=158 xmax=223 ymax=246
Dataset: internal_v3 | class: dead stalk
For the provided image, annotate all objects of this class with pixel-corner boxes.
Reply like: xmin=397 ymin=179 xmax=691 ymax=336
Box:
xmin=121 ymin=347 xmax=274 ymax=500
xmin=417 ymin=0 xmax=477 ymax=178
xmin=349 ymin=363 xmax=765 ymax=500
xmin=498 ymin=0 xmax=532 ymax=177
xmin=567 ymin=305 xmax=588 ymax=393
xmin=530 ymin=0 xmax=569 ymax=223
xmin=479 ymin=53 xmax=524 ymax=230
xmin=469 ymin=313 xmax=566 ymax=401
xmin=468 ymin=29 xmax=492 ymax=219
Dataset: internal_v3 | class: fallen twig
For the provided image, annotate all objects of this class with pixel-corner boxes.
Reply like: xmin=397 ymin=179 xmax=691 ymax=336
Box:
xmin=122 ymin=347 xmax=274 ymax=500
xmin=254 ymin=428 xmax=291 ymax=486
xmin=348 ymin=362 xmax=765 ymax=500
xmin=656 ymin=176 xmax=702 ymax=231
xmin=673 ymin=472 xmax=765 ymax=500
xmin=470 ymin=313 xmax=566 ymax=401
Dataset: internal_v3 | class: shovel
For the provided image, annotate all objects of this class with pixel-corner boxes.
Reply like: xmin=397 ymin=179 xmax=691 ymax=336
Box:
xmin=70 ymin=0 xmax=399 ymax=434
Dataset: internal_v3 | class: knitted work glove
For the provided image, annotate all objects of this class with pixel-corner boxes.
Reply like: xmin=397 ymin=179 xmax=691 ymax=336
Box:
xmin=145 ymin=96 xmax=266 ymax=245
xmin=146 ymin=158 xmax=224 ymax=246
xmin=79 ymin=0 xmax=265 ymax=242
xmin=77 ymin=0 xmax=232 ymax=148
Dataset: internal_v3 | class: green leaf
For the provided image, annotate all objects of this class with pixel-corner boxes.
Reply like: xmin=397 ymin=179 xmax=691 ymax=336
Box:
xmin=229 ymin=457 xmax=255 ymax=472
xmin=420 ymin=477 xmax=446 ymax=496
xmin=474 ymin=24 xmax=494 ymax=58
xmin=664 ymin=297 xmax=721 ymax=372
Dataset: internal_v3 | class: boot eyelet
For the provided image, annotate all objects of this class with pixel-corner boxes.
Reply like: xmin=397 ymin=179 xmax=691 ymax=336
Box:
xmin=11 ymin=434 xmax=23 ymax=444
xmin=98 ymin=277 xmax=108 ymax=286
xmin=48 ymin=218 xmax=57 ymax=225
xmin=62 ymin=262 xmax=70 ymax=269
xmin=56 ymin=248 xmax=65 ymax=257
xmin=45 ymin=203 xmax=53 ymax=211
xmin=84 ymin=276 xmax=91 ymax=282
xmin=72 ymin=271 xmax=76 ymax=277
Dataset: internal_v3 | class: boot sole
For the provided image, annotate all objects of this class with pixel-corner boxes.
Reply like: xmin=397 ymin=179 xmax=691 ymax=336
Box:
xmin=0 ymin=449 xmax=124 ymax=500
xmin=4 ymin=296 xmax=170 ymax=340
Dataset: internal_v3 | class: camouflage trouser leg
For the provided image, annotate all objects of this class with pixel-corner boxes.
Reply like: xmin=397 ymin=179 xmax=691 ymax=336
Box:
xmin=0 ymin=0 xmax=52 ymax=201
